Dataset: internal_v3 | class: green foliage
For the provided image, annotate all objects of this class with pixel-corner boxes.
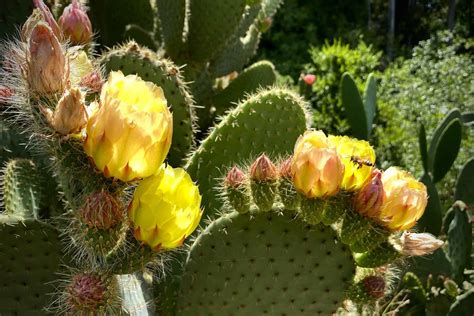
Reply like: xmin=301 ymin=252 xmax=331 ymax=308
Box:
xmin=305 ymin=40 xmax=381 ymax=135
xmin=176 ymin=211 xmax=355 ymax=315
xmin=375 ymin=32 xmax=474 ymax=207
xmin=447 ymin=203 xmax=472 ymax=283
xmin=454 ymin=158 xmax=474 ymax=206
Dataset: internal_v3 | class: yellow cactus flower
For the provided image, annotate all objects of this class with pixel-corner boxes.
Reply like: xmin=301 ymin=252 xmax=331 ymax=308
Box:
xmin=294 ymin=130 xmax=330 ymax=155
xmin=379 ymin=167 xmax=428 ymax=231
xmin=128 ymin=165 xmax=202 ymax=250
xmin=328 ymin=135 xmax=376 ymax=191
xmin=291 ymin=146 xmax=344 ymax=198
xmin=84 ymin=71 xmax=173 ymax=182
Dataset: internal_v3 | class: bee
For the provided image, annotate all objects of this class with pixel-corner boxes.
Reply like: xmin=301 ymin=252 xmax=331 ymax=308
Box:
xmin=350 ymin=155 xmax=374 ymax=169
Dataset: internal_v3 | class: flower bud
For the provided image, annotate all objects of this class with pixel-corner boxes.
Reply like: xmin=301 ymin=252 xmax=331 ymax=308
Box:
xmin=27 ymin=22 xmax=69 ymax=94
xmin=363 ymin=276 xmax=386 ymax=299
xmin=225 ymin=166 xmax=246 ymax=188
xmin=354 ymin=169 xmax=384 ymax=218
xmin=249 ymin=154 xmax=278 ymax=181
xmin=59 ymin=0 xmax=93 ymax=44
xmin=328 ymin=135 xmax=376 ymax=191
xmin=84 ymin=71 xmax=173 ymax=182
xmin=66 ymin=273 xmax=107 ymax=313
xmin=303 ymin=74 xmax=316 ymax=86
xmin=33 ymin=0 xmax=61 ymax=39
xmin=79 ymin=71 xmax=103 ymax=93
xmin=0 ymin=86 xmax=14 ymax=106
xmin=128 ymin=165 xmax=202 ymax=251
xmin=279 ymin=157 xmax=293 ymax=179
xmin=292 ymin=144 xmax=344 ymax=198
xmin=44 ymin=88 xmax=87 ymax=135
xmin=399 ymin=232 xmax=444 ymax=256
xmin=79 ymin=191 xmax=123 ymax=230
xmin=379 ymin=167 xmax=428 ymax=231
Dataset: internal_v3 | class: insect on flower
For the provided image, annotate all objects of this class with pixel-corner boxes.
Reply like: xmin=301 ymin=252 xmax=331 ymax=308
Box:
xmin=350 ymin=155 xmax=375 ymax=169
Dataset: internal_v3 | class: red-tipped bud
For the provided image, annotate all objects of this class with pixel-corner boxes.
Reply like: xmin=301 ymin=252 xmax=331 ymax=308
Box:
xmin=33 ymin=0 xmax=61 ymax=39
xmin=27 ymin=22 xmax=69 ymax=94
xmin=250 ymin=154 xmax=278 ymax=181
xmin=59 ymin=0 xmax=93 ymax=44
xmin=225 ymin=166 xmax=246 ymax=188
xmin=79 ymin=191 xmax=123 ymax=230
xmin=66 ymin=273 xmax=106 ymax=312
xmin=303 ymin=74 xmax=316 ymax=86
xmin=279 ymin=158 xmax=293 ymax=179
xmin=354 ymin=169 xmax=383 ymax=219
xmin=363 ymin=276 xmax=386 ymax=299
xmin=79 ymin=71 xmax=103 ymax=93
xmin=399 ymin=232 xmax=444 ymax=256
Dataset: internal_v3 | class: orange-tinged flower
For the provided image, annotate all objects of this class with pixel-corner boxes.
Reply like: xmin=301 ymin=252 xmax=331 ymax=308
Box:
xmin=128 ymin=165 xmax=202 ymax=250
xmin=292 ymin=146 xmax=344 ymax=198
xmin=329 ymin=135 xmax=376 ymax=191
xmin=294 ymin=130 xmax=330 ymax=155
xmin=379 ymin=167 xmax=428 ymax=231
xmin=84 ymin=71 xmax=173 ymax=182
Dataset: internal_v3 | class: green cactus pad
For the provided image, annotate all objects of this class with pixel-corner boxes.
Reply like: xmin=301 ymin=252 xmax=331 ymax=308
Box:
xmin=156 ymin=0 xmax=186 ymax=59
xmin=454 ymin=158 xmax=474 ymax=206
xmin=0 ymin=220 xmax=65 ymax=315
xmin=354 ymin=242 xmax=400 ymax=268
xmin=1 ymin=159 xmax=43 ymax=220
xmin=186 ymin=0 xmax=247 ymax=63
xmin=186 ymin=88 xmax=309 ymax=220
xmin=447 ymin=203 xmax=471 ymax=282
xmin=0 ymin=120 xmax=29 ymax=166
xmin=417 ymin=173 xmax=442 ymax=235
xmin=100 ymin=42 xmax=195 ymax=166
xmin=213 ymin=60 xmax=277 ymax=115
xmin=176 ymin=210 xmax=356 ymax=315
xmin=341 ymin=72 xmax=368 ymax=140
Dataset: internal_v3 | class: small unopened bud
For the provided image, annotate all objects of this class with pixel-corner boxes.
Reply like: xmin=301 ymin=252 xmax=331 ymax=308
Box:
xmin=399 ymin=232 xmax=444 ymax=256
xmin=0 ymin=86 xmax=14 ymax=106
xmin=225 ymin=166 xmax=246 ymax=188
xmin=279 ymin=158 xmax=293 ymax=179
xmin=250 ymin=154 xmax=278 ymax=181
xmin=66 ymin=273 xmax=107 ymax=313
xmin=33 ymin=0 xmax=61 ymax=39
xmin=303 ymin=74 xmax=316 ymax=86
xmin=59 ymin=0 xmax=93 ymax=44
xmin=363 ymin=276 xmax=386 ymax=299
xmin=354 ymin=169 xmax=383 ymax=219
xmin=43 ymin=88 xmax=87 ymax=135
xmin=79 ymin=191 xmax=123 ymax=230
xmin=27 ymin=22 xmax=69 ymax=94
xmin=79 ymin=71 xmax=103 ymax=93
xmin=225 ymin=166 xmax=250 ymax=214
xmin=21 ymin=9 xmax=43 ymax=41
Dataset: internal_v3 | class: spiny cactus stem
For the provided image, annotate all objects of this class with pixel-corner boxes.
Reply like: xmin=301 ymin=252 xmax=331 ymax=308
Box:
xmin=350 ymin=224 xmax=391 ymax=253
xmin=278 ymin=177 xmax=300 ymax=210
xmin=340 ymin=208 xmax=372 ymax=244
xmin=250 ymin=180 xmax=278 ymax=212
xmin=354 ymin=242 xmax=401 ymax=268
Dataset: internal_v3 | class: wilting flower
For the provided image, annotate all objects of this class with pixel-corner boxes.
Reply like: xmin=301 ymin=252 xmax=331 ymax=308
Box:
xmin=84 ymin=71 xmax=173 ymax=182
xmin=379 ymin=167 xmax=428 ymax=231
xmin=249 ymin=154 xmax=278 ymax=181
xmin=43 ymin=87 xmax=87 ymax=135
xmin=329 ymin=135 xmax=376 ymax=191
xmin=33 ymin=0 xmax=61 ymax=38
xmin=59 ymin=0 xmax=93 ymax=44
xmin=398 ymin=232 xmax=444 ymax=256
xmin=26 ymin=22 xmax=69 ymax=94
xmin=354 ymin=169 xmax=384 ymax=218
xmin=128 ymin=165 xmax=202 ymax=250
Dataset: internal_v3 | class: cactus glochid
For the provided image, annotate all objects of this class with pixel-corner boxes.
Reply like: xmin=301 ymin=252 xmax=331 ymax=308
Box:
xmin=0 ymin=1 xmax=448 ymax=315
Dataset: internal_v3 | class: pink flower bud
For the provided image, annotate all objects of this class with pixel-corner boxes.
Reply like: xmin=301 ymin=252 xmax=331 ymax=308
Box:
xmin=279 ymin=157 xmax=293 ymax=179
xmin=363 ymin=276 xmax=386 ymax=299
xmin=66 ymin=273 xmax=107 ymax=312
xmin=27 ymin=22 xmax=69 ymax=94
xmin=79 ymin=71 xmax=103 ymax=93
xmin=303 ymin=74 xmax=316 ymax=86
xmin=249 ymin=154 xmax=278 ymax=181
xmin=33 ymin=0 xmax=61 ymax=39
xmin=59 ymin=0 xmax=93 ymax=44
xmin=225 ymin=166 xmax=246 ymax=188
xmin=79 ymin=191 xmax=123 ymax=230
xmin=354 ymin=169 xmax=384 ymax=219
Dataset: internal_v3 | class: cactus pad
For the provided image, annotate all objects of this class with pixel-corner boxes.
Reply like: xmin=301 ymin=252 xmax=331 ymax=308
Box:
xmin=176 ymin=210 xmax=355 ymax=315
xmin=0 ymin=220 xmax=65 ymax=315
xmin=186 ymin=88 xmax=308 ymax=220
xmin=100 ymin=42 xmax=195 ymax=166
